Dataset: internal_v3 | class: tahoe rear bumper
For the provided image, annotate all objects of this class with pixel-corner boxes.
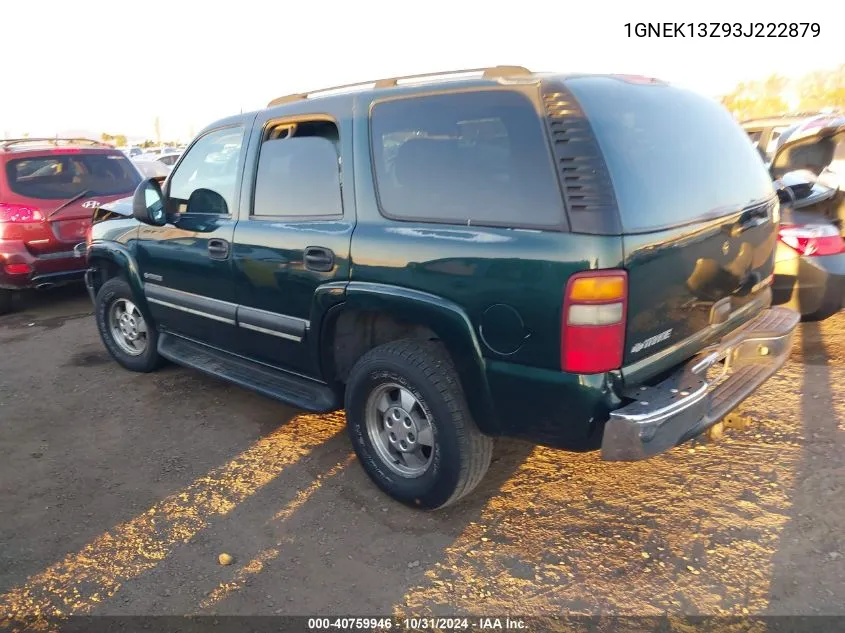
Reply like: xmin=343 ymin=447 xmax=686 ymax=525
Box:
xmin=601 ymin=306 xmax=800 ymax=461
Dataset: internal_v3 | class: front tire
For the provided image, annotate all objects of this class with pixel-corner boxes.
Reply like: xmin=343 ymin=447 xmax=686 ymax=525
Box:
xmin=95 ymin=277 xmax=161 ymax=372
xmin=345 ymin=339 xmax=493 ymax=510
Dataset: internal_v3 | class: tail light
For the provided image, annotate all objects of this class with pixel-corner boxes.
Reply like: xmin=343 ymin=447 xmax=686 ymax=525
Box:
xmin=778 ymin=224 xmax=844 ymax=256
xmin=4 ymin=263 xmax=32 ymax=275
xmin=561 ymin=270 xmax=628 ymax=374
xmin=0 ymin=203 xmax=44 ymax=223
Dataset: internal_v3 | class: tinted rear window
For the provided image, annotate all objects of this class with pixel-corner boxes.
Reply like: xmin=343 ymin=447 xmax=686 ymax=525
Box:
xmin=253 ymin=136 xmax=343 ymax=218
xmin=566 ymin=78 xmax=774 ymax=232
xmin=6 ymin=153 xmax=142 ymax=200
xmin=370 ymin=90 xmax=564 ymax=228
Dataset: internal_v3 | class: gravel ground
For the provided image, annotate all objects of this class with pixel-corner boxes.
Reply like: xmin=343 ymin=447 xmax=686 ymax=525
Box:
xmin=0 ymin=285 xmax=843 ymax=625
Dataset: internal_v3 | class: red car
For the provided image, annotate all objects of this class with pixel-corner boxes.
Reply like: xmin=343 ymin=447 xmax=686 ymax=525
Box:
xmin=0 ymin=138 xmax=142 ymax=314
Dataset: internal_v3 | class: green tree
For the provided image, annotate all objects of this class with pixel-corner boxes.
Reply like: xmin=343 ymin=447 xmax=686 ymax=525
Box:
xmin=720 ymin=74 xmax=789 ymax=121
xmin=797 ymin=65 xmax=845 ymax=111
xmin=721 ymin=66 xmax=845 ymax=120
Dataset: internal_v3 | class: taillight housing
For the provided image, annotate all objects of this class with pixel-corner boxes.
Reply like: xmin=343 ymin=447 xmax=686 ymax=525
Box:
xmin=0 ymin=203 xmax=44 ymax=223
xmin=778 ymin=224 xmax=844 ymax=257
xmin=561 ymin=269 xmax=628 ymax=374
xmin=4 ymin=263 xmax=32 ymax=275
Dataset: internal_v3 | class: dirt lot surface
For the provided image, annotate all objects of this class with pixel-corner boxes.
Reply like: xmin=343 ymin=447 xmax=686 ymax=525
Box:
xmin=1 ymin=285 xmax=843 ymax=625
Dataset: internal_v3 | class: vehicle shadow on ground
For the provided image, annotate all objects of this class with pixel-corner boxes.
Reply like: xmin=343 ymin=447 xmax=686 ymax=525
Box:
xmin=3 ymin=283 xmax=89 ymax=314
xmin=0 ymin=284 xmax=92 ymax=338
xmin=91 ymin=434 xmax=537 ymax=616
xmin=0 ymin=351 xmax=536 ymax=621
xmin=765 ymin=321 xmax=845 ymax=615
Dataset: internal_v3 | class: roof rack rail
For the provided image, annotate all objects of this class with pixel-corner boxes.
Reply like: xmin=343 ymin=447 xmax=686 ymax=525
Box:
xmin=0 ymin=138 xmax=114 ymax=150
xmin=267 ymin=65 xmax=534 ymax=108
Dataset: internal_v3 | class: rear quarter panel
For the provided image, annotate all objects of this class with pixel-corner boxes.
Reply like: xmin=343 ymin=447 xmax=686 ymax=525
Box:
xmin=348 ymin=90 xmax=625 ymax=442
xmin=350 ymin=90 xmax=625 ymax=372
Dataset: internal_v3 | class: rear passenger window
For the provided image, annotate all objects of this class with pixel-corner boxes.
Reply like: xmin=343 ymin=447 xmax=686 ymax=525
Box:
xmin=370 ymin=90 xmax=564 ymax=228
xmin=252 ymin=121 xmax=343 ymax=218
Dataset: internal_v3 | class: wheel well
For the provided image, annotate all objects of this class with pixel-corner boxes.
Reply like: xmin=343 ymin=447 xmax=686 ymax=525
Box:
xmin=328 ymin=309 xmax=439 ymax=383
xmin=88 ymin=257 xmax=123 ymax=296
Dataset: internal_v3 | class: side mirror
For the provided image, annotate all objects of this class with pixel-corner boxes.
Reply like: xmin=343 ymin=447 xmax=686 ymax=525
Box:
xmin=132 ymin=178 xmax=167 ymax=226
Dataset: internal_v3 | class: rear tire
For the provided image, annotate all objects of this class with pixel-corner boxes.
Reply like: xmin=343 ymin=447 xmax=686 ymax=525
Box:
xmin=0 ymin=290 xmax=13 ymax=316
xmin=345 ymin=339 xmax=493 ymax=510
xmin=95 ymin=277 xmax=161 ymax=372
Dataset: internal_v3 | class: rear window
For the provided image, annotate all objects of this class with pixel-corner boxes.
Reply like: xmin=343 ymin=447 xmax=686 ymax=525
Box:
xmin=370 ymin=90 xmax=564 ymax=228
xmin=6 ymin=153 xmax=142 ymax=200
xmin=566 ymin=78 xmax=774 ymax=232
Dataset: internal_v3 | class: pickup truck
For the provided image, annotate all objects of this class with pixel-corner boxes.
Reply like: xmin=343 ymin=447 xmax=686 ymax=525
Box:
xmin=83 ymin=66 xmax=800 ymax=510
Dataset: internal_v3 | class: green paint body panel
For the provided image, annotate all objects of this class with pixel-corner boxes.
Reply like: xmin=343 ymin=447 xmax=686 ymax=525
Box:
xmin=620 ymin=211 xmax=777 ymax=385
xmin=86 ymin=73 xmax=782 ymax=451
xmin=87 ymin=219 xmax=146 ymax=310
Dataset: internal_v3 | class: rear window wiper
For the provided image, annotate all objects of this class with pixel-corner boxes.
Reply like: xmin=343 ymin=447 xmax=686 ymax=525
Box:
xmin=48 ymin=189 xmax=93 ymax=219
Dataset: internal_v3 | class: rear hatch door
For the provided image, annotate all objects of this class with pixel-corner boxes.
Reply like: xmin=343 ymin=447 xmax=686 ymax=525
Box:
xmin=4 ymin=150 xmax=141 ymax=255
xmin=565 ymin=77 xmax=780 ymax=380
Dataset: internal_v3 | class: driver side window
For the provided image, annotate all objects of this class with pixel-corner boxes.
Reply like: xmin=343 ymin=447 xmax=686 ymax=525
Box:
xmin=167 ymin=126 xmax=245 ymax=216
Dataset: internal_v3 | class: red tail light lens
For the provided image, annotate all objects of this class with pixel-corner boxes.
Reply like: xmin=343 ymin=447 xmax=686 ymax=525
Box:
xmin=0 ymin=203 xmax=44 ymax=223
xmin=561 ymin=270 xmax=628 ymax=374
xmin=778 ymin=224 xmax=844 ymax=256
xmin=4 ymin=263 xmax=32 ymax=275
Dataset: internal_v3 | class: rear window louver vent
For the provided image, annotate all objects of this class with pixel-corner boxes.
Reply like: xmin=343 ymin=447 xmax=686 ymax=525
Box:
xmin=542 ymin=89 xmax=621 ymax=234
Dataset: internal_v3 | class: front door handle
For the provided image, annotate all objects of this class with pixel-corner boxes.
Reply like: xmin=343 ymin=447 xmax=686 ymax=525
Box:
xmin=208 ymin=238 xmax=230 ymax=260
xmin=304 ymin=246 xmax=334 ymax=272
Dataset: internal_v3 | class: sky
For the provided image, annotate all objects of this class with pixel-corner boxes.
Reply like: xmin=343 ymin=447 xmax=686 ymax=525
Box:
xmin=1 ymin=0 xmax=842 ymax=143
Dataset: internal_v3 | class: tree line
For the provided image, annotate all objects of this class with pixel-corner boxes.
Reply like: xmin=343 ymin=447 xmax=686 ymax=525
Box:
xmin=720 ymin=64 xmax=845 ymax=121
xmin=100 ymin=133 xmax=183 ymax=148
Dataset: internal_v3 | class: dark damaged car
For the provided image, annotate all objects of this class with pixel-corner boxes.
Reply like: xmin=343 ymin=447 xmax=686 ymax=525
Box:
xmin=770 ymin=117 xmax=845 ymax=320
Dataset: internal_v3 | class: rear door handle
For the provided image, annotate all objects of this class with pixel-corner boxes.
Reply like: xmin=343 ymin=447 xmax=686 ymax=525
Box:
xmin=208 ymin=238 xmax=230 ymax=260
xmin=304 ymin=246 xmax=334 ymax=272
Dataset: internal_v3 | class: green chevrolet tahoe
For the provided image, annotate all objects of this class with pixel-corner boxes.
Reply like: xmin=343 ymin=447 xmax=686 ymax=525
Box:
xmin=83 ymin=66 xmax=800 ymax=510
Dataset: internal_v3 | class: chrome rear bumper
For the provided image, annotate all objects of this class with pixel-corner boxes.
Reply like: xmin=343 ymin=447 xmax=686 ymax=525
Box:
xmin=601 ymin=306 xmax=800 ymax=461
